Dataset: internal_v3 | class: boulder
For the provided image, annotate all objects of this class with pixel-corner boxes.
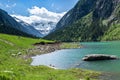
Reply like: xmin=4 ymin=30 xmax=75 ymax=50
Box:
xmin=82 ymin=54 xmax=118 ymax=61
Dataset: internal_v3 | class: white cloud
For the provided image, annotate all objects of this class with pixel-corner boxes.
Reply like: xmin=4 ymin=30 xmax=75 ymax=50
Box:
xmin=27 ymin=6 xmax=66 ymax=22
xmin=6 ymin=3 xmax=16 ymax=8
xmin=6 ymin=4 xmax=10 ymax=8
xmin=12 ymin=6 xmax=66 ymax=24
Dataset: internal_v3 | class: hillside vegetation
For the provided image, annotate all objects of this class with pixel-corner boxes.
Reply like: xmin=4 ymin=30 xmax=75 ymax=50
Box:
xmin=0 ymin=9 xmax=42 ymax=38
xmin=45 ymin=0 xmax=120 ymax=42
xmin=0 ymin=33 xmax=100 ymax=80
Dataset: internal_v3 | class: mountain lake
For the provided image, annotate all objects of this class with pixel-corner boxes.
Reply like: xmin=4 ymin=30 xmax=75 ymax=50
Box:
xmin=31 ymin=41 xmax=120 ymax=80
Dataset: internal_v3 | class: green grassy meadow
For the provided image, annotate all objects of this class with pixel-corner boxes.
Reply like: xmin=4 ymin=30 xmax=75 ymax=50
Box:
xmin=0 ymin=33 xmax=100 ymax=80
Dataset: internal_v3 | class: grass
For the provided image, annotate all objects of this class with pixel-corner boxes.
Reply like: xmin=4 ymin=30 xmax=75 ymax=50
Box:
xmin=102 ymin=24 xmax=120 ymax=41
xmin=0 ymin=33 xmax=100 ymax=80
xmin=0 ymin=65 xmax=100 ymax=80
xmin=0 ymin=34 xmax=53 ymax=48
xmin=60 ymin=42 xmax=82 ymax=49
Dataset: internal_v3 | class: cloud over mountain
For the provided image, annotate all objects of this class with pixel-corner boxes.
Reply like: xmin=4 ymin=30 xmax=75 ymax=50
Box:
xmin=11 ymin=6 xmax=66 ymax=36
xmin=12 ymin=6 xmax=66 ymax=24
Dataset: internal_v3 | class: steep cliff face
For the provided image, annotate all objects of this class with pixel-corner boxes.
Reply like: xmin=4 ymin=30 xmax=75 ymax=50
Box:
xmin=45 ymin=0 xmax=120 ymax=42
xmin=56 ymin=0 xmax=97 ymax=29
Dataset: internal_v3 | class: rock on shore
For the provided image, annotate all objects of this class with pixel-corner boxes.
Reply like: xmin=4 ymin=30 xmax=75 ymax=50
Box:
xmin=82 ymin=54 xmax=118 ymax=61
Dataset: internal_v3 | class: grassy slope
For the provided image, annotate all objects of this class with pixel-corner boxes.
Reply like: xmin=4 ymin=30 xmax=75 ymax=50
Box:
xmin=102 ymin=5 xmax=120 ymax=41
xmin=102 ymin=24 xmax=120 ymax=41
xmin=0 ymin=33 xmax=100 ymax=80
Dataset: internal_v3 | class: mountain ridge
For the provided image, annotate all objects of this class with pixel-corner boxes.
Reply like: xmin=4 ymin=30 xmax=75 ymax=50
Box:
xmin=0 ymin=9 xmax=42 ymax=38
xmin=14 ymin=17 xmax=43 ymax=37
xmin=31 ymin=21 xmax=56 ymax=36
xmin=45 ymin=0 xmax=120 ymax=42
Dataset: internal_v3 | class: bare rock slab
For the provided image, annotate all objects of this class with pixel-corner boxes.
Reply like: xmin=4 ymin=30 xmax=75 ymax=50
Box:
xmin=82 ymin=54 xmax=118 ymax=61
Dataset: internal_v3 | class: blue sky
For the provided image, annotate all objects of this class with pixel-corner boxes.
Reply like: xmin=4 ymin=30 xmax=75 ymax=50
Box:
xmin=0 ymin=0 xmax=78 ymax=16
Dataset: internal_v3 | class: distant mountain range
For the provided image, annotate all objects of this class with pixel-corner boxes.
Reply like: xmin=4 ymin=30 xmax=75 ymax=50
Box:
xmin=0 ymin=9 xmax=42 ymax=38
xmin=1 ymin=0 xmax=120 ymax=41
xmin=45 ymin=0 xmax=120 ymax=42
xmin=11 ymin=16 xmax=57 ymax=37
xmin=14 ymin=17 xmax=43 ymax=37
xmin=31 ymin=21 xmax=56 ymax=36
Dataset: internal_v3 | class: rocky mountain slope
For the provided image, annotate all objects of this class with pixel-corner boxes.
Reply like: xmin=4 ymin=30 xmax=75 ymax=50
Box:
xmin=45 ymin=0 xmax=120 ymax=42
xmin=31 ymin=21 xmax=56 ymax=36
xmin=14 ymin=17 xmax=42 ymax=37
xmin=0 ymin=9 xmax=42 ymax=38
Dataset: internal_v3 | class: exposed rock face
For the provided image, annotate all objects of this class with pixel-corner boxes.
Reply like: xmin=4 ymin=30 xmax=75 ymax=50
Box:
xmin=14 ymin=17 xmax=43 ymax=37
xmin=82 ymin=54 xmax=118 ymax=61
xmin=31 ymin=21 xmax=56 ymax=37
xmin=45 ymin=0 xmax=120 ymax=42
xmin=56 ymin=0 xmax=97 ymax=30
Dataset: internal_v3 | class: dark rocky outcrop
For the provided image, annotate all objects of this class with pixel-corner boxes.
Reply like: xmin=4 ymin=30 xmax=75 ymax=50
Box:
xmin=82 ymin=54 xmax=118 ymax=61
xmin=33 ymin=41 xmax=61 ymax=46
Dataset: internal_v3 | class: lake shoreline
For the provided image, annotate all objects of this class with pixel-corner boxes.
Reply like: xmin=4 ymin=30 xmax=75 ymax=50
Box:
xmin=29 ymin=43 xmax=120 ymax=80
xmin=23 ymin=42 xmax=82 ymax=59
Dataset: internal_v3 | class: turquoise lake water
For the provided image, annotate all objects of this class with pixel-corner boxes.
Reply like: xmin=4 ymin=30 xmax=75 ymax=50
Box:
xmin=31 ymin=41 xmax=120 ymax=73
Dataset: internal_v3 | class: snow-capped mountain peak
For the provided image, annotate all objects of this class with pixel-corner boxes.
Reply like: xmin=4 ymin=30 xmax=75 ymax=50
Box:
xmin=14 ymin=17 xmax=43 ymax=37
xmin=31 ymin=21 xmax=56 ymax=36
xmin=11 ymin=7 xmax=66 ymax=37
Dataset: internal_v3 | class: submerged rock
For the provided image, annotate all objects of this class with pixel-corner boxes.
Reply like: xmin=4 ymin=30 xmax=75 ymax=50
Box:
xmin=82 ymin=54 xmax=118 ymax=61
